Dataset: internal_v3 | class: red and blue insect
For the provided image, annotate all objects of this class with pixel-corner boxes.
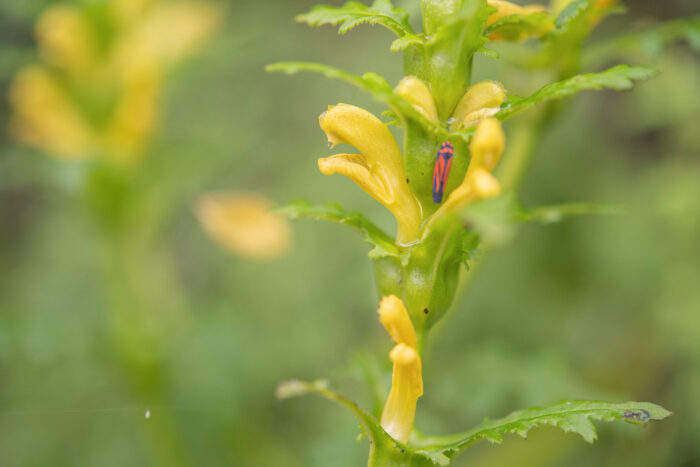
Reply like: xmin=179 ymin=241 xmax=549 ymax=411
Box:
xmin=432 ymin=141 xmax=455 ymax=203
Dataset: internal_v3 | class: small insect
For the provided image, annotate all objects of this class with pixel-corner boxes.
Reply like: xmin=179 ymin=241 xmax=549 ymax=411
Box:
xmin=432 ymin=141 xmax=455 ymax=203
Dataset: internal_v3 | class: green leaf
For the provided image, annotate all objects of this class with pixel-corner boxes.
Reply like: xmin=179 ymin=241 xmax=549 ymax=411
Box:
xmin=390 ymin=33 xmax=425 ymax=52
xmin=275 ymin=200 xmax=402 ymax=260
xmin=413 ymin=400 xmax=672 ymax=459
xmin=276 ymin=380 xmax=440 ymax=466
xmin=554 ymin=0 xmax=590 ymax=30
xmin=497 ymin=65 xmax=658 ymax=120
xmin=266 ymin=61 xmax=445 ymax=137
xmin=296 ymin=0 xmax=413 ymax=38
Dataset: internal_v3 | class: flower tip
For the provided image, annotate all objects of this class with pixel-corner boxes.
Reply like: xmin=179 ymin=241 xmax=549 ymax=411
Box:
xmin=470 ymin=117 xmax=505 ymax=171
xmin=378 ymin=295 xmax=416 ymax=348
xmin=389 ymin=343 xmax=418 ymax=366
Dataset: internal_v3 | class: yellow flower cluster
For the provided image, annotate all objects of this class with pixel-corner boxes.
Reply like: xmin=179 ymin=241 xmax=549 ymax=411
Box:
xmin=9 ymin=0 xmax=219 ymax=164
xmin=318 ymin=76 xmax=506 ymax=246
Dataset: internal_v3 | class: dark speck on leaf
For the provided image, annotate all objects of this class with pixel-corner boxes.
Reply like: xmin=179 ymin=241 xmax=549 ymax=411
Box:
xmin=623 ymin=409 xmax=650 ymax=422
xmin=406 ymin=178 xmax=410 ymax=183
xmin=423 ymin=308 xmax=429 ymax=314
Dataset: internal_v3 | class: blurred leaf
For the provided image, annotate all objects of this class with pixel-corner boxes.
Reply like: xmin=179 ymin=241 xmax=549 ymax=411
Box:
xmin=554 ymin=0 xmax=590 ymax=30
xmin=275 ymin=200 xmax=401 ymax=260
xmin=296 ymin=0 xmax=413 ymax=37
xmin=413 ymin=401 xmax=672 ymax=459
xmin=497 ymin=65 xmax=658 ymax=120
xmin=485 ymin=12 xmax=552 ymax=41
xmin=276 ymin=379 xmax=441 ymax=466
xmin=266 ymin=61 xmax=444 ymax=137
xmin=520 ymin=203 xmax=624 ymax=224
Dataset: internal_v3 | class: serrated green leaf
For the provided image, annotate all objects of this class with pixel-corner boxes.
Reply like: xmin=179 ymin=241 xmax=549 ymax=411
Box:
xmin=496 ymin=64 xmax=657 ymax=120
xmin=275 ymin=200 xmax=402 ymax=260
xmin=276 ymin=379 xmax=439 ymax=466
xmin=390 ymin=33 xmax=425 ymax=52
xmin=413 ymin=400 xmax=672 ymax=458
xmin=266 ymin=61 xmax=445 ymax=138
xmin=296 ymin=0 xmax=413 ymax=38
xmin=555 ymin=0 xmax=590 ymax=29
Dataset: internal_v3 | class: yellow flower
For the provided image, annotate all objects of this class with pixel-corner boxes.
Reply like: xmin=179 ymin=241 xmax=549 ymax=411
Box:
xmin=395 ymin=76 xmax=439 ymax=124
xmin=196 ymin=192 xmax=292 ymax=261
xmin=427 ymin=118 xmax=505 ymax=231
xmin=377 ymin=296 xmax=423 ymax=443
xmin=318 ymin=104 xmax=422 ymax=246
xmin=449 ymin=80 xmax=507 ymax=132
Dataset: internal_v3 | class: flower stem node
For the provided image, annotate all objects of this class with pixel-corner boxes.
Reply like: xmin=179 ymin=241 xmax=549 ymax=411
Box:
xmin=318 ymin=104 xmax=422 ymax=246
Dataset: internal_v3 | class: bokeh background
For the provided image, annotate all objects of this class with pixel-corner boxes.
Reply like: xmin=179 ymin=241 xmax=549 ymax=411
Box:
xmin=1 ymin=0 xmax=699 ymax=466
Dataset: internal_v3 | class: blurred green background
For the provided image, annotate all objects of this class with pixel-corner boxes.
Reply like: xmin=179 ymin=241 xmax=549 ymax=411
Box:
xmin=1 ymin=0 xmax=699 ymax=466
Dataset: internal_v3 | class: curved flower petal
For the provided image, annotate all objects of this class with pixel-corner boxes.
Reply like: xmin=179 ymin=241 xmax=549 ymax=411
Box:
xmin=381 ymin=343 xmax=423 ymax=443
xmin=487 ymin=0 xmax=549 ymax=41
xmin=450 ymin=80 xmax=506 ymax=132
xmin=318 ymin=104 xmax=422 ymax=246
xmin=317 ymin=154 xmax=391 ymax=205
xmin=196 ymin=192 xmax=292 ymax=261
xmin=395 ymin=76 xmax=439 ymax=124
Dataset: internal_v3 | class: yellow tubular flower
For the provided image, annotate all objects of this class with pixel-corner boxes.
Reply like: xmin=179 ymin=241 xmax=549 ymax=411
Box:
xmin=196 ymin=192 xmax=292 ymax=261
xmin=450 ymin=81 xmax=506 ymax=132
xmin=382 ymin=344 xmax=423 ymax=443
xmin=395 ymin=76 xmax=439 ymax=124
xmin=318 ymin=104 xmax=422 ymax=246
xmin=428 ymin=118 xmax=504 ymax=229
xmin=377 ymin=295 xmax=423 ymax=443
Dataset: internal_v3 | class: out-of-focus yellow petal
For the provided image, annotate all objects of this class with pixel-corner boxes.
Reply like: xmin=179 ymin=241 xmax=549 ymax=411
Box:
xmin=450 ymin=81 xmax=506 ymax=132
xmin=113 ymin=1 xmax=221 ymax=75
xmin=35 ymin=4 xmax=95 ymax=74
xmin=8 ymin=66 xmax=93 ymax=159
xmin=103 ymin=66 xmax=162 ymax=163
xmin=377 ymin=295 xmax=416 ymax=348
xmin=427 ymin=119 xmax=504 ymax=230
xmin=395 ymin=76 xmax=439 ymax=124
xmin=196 ymin=192 xmax=292 ymax=261
xmin=467 ymin=117 xmax=506 ymax=173
xmin=318 ymin=104 xmax=422 ymax=246
xmin=381 ymin=343 xmax=423 ymax=443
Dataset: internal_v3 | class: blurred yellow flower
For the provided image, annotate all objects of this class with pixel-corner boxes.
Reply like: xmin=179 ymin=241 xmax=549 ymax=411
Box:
xmin=9 ymin=0 xmax=220 ymax=164
xmin=318 ymin=104 xmax=423 ymax=246
xmin=196 ymin=192 xmax=292 ymax=261
xmin=377 ymin=295 xmax=422 ymax=443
